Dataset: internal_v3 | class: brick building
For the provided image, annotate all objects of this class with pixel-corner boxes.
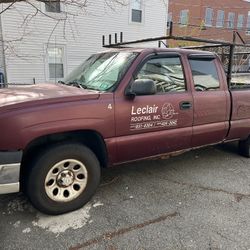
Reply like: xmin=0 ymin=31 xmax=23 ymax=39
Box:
xmin=168 ymin=0 xmax=250 ymax=45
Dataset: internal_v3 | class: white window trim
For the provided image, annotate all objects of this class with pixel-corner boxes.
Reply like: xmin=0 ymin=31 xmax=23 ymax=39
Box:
xmin=237 ymin=14 xmax=244 ymax=29
xmin=227 ymin=12 xmax=235 ymax=29
xmin=246 ymin=12 xmax=250 ymax=35
xmin=216 ymin=10 xmax=224 ymax=28
xmin=205 ymin=8 xmax=213 ymax=27
xmin=44 ymin=44 xmax=67 ymax=82
xmin=41 ymin=1 xmax=65 ymax=15
xmin=179 ymin=9 xmax=189 ymax=26
xmin=129 ymin=0 xmax=145 ymax=25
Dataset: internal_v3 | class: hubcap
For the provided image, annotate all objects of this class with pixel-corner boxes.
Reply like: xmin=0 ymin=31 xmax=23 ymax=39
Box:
xmin=57 ymin=170 xmax=74 ymax=187
xmin=45 ymin=159 xmax=88 ymax=202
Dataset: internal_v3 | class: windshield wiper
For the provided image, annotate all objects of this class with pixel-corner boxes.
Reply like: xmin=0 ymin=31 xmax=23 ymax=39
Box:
xmin=58 ymin=80 xmax=67 ymax=85
xmin=69 ymin=81 xmax=87 ymax=89
xmin=59 ymin=80 xmax=88 ymax=89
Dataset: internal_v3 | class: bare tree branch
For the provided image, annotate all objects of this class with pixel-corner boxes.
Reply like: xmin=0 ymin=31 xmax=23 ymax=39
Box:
xmin=0 ymin=0 xmax=130 ymax=59
xmin=0 ymin=0 xmax=16 ymax=14
xmin=25 ymin=0 xmax=67 ymax=21
xmin=46 ymin=19 xmax=60 ymax=47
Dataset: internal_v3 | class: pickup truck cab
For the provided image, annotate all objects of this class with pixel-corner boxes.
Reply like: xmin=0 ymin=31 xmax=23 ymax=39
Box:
xmin=1 ymin=48 xmax=250 ymax=214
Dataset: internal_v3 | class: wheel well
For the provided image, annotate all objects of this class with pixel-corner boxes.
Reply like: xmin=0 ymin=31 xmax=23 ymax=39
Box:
xmin=21 ymin=130 xmax=108 ymax=169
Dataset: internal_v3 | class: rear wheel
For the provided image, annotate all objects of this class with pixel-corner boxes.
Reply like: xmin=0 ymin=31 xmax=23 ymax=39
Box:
xmin=24 ymin=143 xmax=101 ymax=215
xmin=239 ymin=138 xmax=250 ymax=158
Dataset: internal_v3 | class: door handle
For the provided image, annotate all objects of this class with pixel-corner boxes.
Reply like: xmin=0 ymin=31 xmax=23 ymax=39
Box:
xmin=180 ymin=101 xmax=192 ymax=110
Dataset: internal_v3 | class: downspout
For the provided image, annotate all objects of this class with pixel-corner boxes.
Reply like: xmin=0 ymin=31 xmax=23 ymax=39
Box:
xmin=0 ymin=14 xmax=8 ymax=85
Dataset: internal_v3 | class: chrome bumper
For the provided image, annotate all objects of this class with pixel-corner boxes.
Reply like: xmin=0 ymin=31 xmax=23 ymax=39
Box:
xmin=0 ymin=151 xmax=22 ymax=194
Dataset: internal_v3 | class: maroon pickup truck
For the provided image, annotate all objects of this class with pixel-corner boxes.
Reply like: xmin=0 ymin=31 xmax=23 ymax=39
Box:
xmin=0 ymin=48 xmax=250 ymax=215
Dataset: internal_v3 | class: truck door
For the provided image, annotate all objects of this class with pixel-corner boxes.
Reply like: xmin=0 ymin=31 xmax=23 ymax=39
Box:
xmin=114 ymin=54 xmax=193 ymax=163
xmin=188 ymin=55 xmax=230 ymax=147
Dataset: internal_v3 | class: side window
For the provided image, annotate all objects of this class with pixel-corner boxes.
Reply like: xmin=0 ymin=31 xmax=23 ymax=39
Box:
xmin=205 ymin=8 xmax=213 ymax=26
xmin=237 ymin=14 xmax=244 ymax=30
xmin=216 ymin=10 xmax=224 ymax=28
xmin=189 ymin=59 xmax=220 ymax=91
xmin=247 ymin=11 xmax=250 ymax=35
xmin=130 ymin=0 xmax=143 ymax=23
xmin=47 ymin=46 xmax=65 ymax=80
xmin=135 ymin=56 xmax=186 ymax=93
xmin=179 ymin=10 xmax=189 ymax=26
xmin=45 ymin=0 xmax=61 ymax=13
xmin=227 ymin=12 xmax=235 ymax=29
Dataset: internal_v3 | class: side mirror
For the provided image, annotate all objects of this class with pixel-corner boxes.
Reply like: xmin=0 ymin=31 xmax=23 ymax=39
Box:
xmin=126 ymin=79 xmax=156 ymax=97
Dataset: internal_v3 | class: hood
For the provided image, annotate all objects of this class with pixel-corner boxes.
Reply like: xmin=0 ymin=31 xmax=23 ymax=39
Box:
xmin=0 ymin=83 xmax=100 ymax=109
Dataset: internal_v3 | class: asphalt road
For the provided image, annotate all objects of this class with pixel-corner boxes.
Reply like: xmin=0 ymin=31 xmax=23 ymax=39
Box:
xmin=1 ymin=143 xmax=250 ymax=250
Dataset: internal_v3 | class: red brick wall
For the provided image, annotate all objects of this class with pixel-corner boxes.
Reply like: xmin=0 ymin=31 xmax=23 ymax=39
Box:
xmin=168 ymin=0 xmax=250 ymax=45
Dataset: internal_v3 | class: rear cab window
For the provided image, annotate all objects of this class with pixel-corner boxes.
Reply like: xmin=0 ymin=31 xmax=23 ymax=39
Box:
xmin=188 ymin=55 xmax=221 ymax=91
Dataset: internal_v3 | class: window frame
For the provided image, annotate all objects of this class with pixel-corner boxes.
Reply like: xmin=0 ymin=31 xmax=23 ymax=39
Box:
xmin=130 ymin=0 xmax=143 ymax=24
xmin=188 ymin=55 xmax=222 ymax=92
xmin=246 ymin=11 xmax=250 ymax=35
xmin=216 ymin=10 xmax=224 ymax=28
xmin=205 ymin=8 xmax=213 ymax=27
xmin=179 ymin=9 xmax=189 ymax=26
xmin=130 ymin=53 xmax=188 ymax=95
xmin=227 ymin=12 xmax=235 ymax=29
xmin=41 ymin=0 xmax=65 ymax=16
xmin=237 ymin=14 xmax=244 ymax=30
xmin=45 ymin=44 xmax=67 ymax=82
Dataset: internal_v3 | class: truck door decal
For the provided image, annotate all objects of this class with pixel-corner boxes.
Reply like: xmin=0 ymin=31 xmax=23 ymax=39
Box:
xmin=130 ymin=103 xmax=178 ymax=131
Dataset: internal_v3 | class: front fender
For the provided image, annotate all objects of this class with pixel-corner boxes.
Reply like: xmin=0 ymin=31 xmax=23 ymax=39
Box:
xmin=20 ymin=118 xmax=106 ymax=148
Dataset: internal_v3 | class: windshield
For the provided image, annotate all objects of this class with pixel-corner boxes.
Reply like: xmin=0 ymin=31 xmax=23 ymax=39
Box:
xmin=64 ymin=52 xmax=138 ymax=91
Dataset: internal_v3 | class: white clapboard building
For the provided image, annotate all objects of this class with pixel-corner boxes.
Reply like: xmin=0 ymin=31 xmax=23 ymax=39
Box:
xmin=0 ymin=0 xmax=168 ymax=84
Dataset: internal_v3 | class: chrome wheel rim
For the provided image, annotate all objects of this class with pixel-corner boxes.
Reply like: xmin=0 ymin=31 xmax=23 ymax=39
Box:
xmin=45 ymin=159 xmax=88 ymax=202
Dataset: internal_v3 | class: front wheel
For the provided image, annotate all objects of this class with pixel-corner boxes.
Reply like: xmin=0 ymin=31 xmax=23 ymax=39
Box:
xmin=24 ymin=143 xmax=101 ymax=215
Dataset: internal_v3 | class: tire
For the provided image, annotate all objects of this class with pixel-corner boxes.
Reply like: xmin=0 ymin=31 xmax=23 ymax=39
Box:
xmin=24 ymin=143 xmax=101 ymax=215
xmin=239 ymin=138 xmax=250 ymax=158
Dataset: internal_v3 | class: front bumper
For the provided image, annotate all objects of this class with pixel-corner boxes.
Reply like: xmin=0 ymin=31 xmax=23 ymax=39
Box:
xmin=0 ymin=151 xmax=22 ymax=194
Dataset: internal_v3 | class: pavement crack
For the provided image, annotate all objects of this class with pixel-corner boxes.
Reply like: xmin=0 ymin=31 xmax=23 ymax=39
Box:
xmin=69 ymin=211 xmax=179 ymax=250
xmin=166 ymin=179 xmax=250 ymax=202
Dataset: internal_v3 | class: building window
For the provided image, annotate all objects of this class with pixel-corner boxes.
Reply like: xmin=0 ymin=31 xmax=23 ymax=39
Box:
xmin=247 ymin=11 xmax=250 ymax=35
xmin=216 ymin=10 xmax=224 ymax=27
xmin=45 ymin=0 xmax=61 ymax=13
xmin=131 ymin=0 xmax=142 ymax=23
xmin=179 ymin=10 xmax=189 ymax=26
xmin=227 ymin=12 xmax=235 ymax=29
xmin=205 ymin=8 xmax=213 ymax=26
xmin=47 ymin=47 xmax=65 ymax=79
xmin=167 ymin=12 xmax=172 ymax=29
xmin=237 ymin=15 xmax=244 ymax=30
